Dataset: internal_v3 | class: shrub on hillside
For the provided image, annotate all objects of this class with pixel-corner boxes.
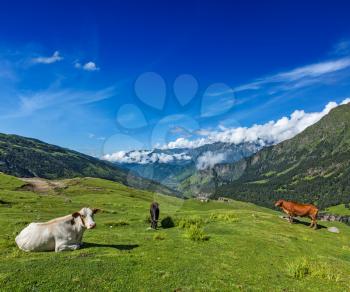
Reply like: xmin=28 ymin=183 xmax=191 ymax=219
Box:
xmin=287 ymin=258 xmax=311 ymax=279
xmin=185 ymin=225 xmax=209 ymax=241
xmin=286 ymin=257 xmax=341 ymax=281
xmin=153 ymin=233 xmax=166 ymax=240
xmin=161 ymin=216 xmax=175 ymax=228
xmin=177 ymin=216 xmax=204 ymax=229
xmin=311 ymin=264 xmax=341 ymax=282
xmin=210 ymin=212 xmax=239 ymax=223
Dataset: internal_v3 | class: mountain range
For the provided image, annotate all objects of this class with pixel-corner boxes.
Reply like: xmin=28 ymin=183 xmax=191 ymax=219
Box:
xmin=115 ymin=142 xmax=264 ymax=190
xmin=0 ymin=133 xmax=176 ymax=196
xmin=1 ymin=103 xmax=350 ymax=209
xmin=204 ymin=103 xmax=350 ymax=209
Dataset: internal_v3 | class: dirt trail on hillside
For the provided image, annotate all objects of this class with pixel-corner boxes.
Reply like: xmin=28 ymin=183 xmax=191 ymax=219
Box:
xmin=20 ymin=178 xmax=67 ymax=193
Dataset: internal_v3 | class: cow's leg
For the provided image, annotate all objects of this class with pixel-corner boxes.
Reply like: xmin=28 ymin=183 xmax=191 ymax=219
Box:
xmin=288 ymin=215 xmax=293 ymax=223
xmin=311 ymin=217 xmax=317 ymax=230
xmin=308 ymin=215 xmax=315 ymax=228
xmin=308 ymin=216 xmax=313 ymax=228
xmin=152 ymin=220 xmax=157 ymax=229
xmin=56 ymin=244 xmax=81 ymax=252
xmin=55 ymin=241 xmax=81 ymax=252
xmin=309 ymin=219 xmax=314 ymax=228
xmin=313 ymin=210 xmax=318 ymax=230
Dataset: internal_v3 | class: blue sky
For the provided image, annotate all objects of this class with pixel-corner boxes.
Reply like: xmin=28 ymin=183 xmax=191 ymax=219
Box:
xmin=1 ymin=0 xmax=350 ymax=157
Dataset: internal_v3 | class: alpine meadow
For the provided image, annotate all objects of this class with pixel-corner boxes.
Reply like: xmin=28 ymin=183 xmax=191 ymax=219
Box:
xmin=1 ymin=1 xmax=350 ymax=291
xmin=1 ymin=173 xmax=350 ymax=291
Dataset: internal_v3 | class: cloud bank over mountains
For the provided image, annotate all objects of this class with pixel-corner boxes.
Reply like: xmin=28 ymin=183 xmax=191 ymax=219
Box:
xmin=163 ymin=98 xmax=350 ymax=149
xmin=196 ymin=151 xmax=226 ymax=170
xmin=103 ymin=150 xmax=191 ymax=164
xmin=103 ymin=99 xmax=350 ymax=164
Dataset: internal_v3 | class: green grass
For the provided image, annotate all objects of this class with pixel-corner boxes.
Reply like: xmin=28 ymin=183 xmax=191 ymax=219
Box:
xmin=0 ymin=172 xmax=25 ymax=190
xmin=246 ymin=179 xmax=269 ymax=184
xmin=1 ymin=173 xmax=350 ymax=291
xmin=286 ymin=257 xmax=341 ymax=281
xmin=277 ymin=163 xmax=300 ymax=176
xmin=325 ymin=204 xmax=350 ymax=215
xmin=263 ymin=171 xmax=276 ymax=177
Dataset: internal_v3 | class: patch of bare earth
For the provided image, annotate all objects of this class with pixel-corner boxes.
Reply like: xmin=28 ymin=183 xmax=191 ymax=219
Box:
xmin=19 ymin=178 xmax=67 ymax=193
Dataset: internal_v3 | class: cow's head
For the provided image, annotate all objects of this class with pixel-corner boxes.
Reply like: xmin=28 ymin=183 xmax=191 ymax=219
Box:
xmin=72 ymin=207 xmax=100 ymax=229
xmin=274 ymin=199 xmax=284 ymax=207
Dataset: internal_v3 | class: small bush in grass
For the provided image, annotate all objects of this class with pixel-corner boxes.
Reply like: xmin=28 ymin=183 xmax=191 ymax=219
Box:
xmin=153 ymin=233 xmax=166 ymax=240
xmin=342 ymin=245 xmax=350 ymax=252
xmin=287 ymin=258 xmax=311 ymax=279
xmin=185 ymin=225 xmax=209 ymax=241
xmin=210 ymin=212 xmax=239 ymax=223
xmin=161 ymin=216 xmax=175 ymax=228
xmin=287 ymin=258 xmax=341 ymax=282
xmin=104 ymin=220 xmax=129 ymax=227
xmin=312 ymin=264 xmax=341 ymax=282
xmin=177 ymin=216 xmax=204 ymax=229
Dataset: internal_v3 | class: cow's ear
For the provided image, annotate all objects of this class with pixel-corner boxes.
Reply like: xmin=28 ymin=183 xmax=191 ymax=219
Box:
xmin=72 ymin=212 xmax=81 ymax=218
xmin=92 ymin=208 xmax=101 ymax=214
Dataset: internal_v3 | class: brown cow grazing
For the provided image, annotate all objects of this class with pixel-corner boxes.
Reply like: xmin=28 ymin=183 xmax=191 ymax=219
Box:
xmin=275 ymin=199 xmax=319 ymax=229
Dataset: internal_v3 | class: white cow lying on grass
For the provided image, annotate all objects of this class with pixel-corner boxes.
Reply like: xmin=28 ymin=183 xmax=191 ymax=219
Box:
xmin=15 ymin=207 xmax=100 ymax=252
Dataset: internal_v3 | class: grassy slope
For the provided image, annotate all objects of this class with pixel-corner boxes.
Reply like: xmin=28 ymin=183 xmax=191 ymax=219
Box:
xmin=0 ymin=133 xmax=176 ymax=197
xmin=0 ymin=173 xmax=350 ymax=291
xmin=325 ymin=204 xmax=350 ymax=216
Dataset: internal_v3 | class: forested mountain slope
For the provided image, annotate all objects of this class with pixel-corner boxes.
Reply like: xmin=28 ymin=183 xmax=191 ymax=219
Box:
xmin=0 ymin=133 xmax=176 ymax=196
xmin=214 ymin=103 xmax=350 ymax=208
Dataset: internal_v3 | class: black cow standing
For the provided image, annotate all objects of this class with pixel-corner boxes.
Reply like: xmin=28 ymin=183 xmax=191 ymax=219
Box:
xmin=150 ymin=202 xmax=160 ymax=229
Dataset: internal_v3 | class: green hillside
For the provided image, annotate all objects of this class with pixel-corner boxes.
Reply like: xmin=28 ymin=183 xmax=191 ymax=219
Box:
xmin=325 ymin=204 xmax=350 ymax=216
xmin=1 ymin=173 xmax=349 ymax=291
xmin=0 ymin=133 xmax=176 ymax=196
xmin=206 ymin=103 xmax=350 ymax=209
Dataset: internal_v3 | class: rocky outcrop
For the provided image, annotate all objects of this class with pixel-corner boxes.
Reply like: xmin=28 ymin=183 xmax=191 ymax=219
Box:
xmin=318 ymin=213 xmax=350 ymax=225
xmin=327 ymin=227 xmax=340 ymax=233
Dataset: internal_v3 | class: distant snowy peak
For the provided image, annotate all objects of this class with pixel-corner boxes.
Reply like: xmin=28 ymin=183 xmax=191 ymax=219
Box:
xmin=103 ymin=100 xmax=350 ymax=167
xmin=103 ymin=150 xmax=191 ymax=165
xmin=103 ymin=141 xmax=266 ymax=167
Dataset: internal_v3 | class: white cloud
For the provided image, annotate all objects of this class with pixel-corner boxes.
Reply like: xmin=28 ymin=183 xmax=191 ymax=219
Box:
xmin=234 ymin=58 xmax=350 ymax=93
xmin=83 ymin=61 xmax=99 ymax=71
xmin=74 ymin=61 xmax=100 ymax=71
xmin=162 ymin=98 xmax=350 ymax=149
xmin=164 ymin=137 xmax=209 ymax=149
xmin=102 ymin=150 xmax=191 ymax=164
xmin=341 ymin=97 xmax=350 ymax=105
xmin=3 ymin=86 xmax=117 ymax=118
xmin=275 ymin=58 xmax=350 ymax=81
xmin=32 ymin=51 xmax=63 ymax=64
xmin=196 ymin=151 xmax=226 ymax=170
